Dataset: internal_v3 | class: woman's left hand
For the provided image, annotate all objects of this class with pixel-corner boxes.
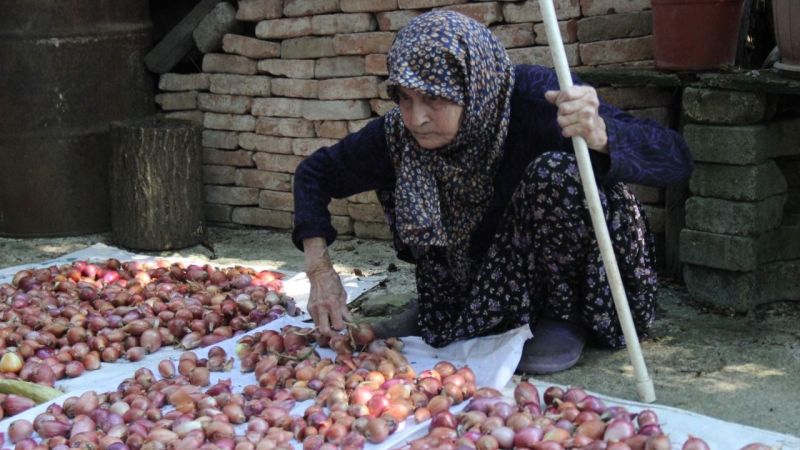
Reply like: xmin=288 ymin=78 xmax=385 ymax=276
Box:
xmin=545 ymin=86 xmax=608 ymax=153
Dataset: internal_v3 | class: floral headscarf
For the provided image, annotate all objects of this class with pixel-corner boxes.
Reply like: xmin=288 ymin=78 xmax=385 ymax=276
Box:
xmin=384 ymin=10 xmax=515 ymax=284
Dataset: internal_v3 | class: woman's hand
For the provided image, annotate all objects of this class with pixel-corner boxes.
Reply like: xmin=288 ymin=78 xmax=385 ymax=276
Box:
xmin=303 ymin=238 xmax=351 ymax=336
xmin=545 ymin=86 xmax=608 ymax=153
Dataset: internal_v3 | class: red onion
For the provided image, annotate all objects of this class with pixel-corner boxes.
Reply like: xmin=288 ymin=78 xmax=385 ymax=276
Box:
xmin=604 ymin=418 xmax=635 ymax=442
xmin=644 ymin=435 xmax=671 ymax=450
xmin=682 ymin=436 xmax=711 ymax=450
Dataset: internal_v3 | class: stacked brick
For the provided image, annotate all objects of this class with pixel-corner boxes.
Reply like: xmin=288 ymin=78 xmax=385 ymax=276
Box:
xmin=155 ymin=0 xmax=658 ymax=240
xmin=679 ymin=88 xmax=800 ymax=311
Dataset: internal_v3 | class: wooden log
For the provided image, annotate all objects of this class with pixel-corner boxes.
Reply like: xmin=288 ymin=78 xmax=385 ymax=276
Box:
xmin=109 ymin=117 xmax=204 ymax=251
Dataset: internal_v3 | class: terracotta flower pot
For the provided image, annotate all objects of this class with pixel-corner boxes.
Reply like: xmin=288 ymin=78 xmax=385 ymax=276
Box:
xmin=772 ymin=0 xmax=800 ymax=74
xmin=651 ymin=0 xmax=746 ymax=71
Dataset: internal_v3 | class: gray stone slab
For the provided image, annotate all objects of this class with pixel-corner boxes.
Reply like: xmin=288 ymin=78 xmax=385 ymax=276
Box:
xmin=193 ymin=2 xmax=243 ymax=54
xmin=683 ymin=124 xmax=770 ymax=165
xmin=680 ymin=229 xmax=760 ymax=272
xmin=682 ymin=88 xmax=771 ymax=125
xmin=144 ymin=0 xmax=222 ymax=73
xmin=685 ymin=195 xmax=786 ymax=236
xmin=689 ymin=161 xmax=787 ymax=201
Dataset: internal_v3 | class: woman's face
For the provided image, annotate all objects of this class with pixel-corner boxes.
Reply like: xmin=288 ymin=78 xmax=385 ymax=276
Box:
xmin=397 ymin=87 xmax=464 ymax=150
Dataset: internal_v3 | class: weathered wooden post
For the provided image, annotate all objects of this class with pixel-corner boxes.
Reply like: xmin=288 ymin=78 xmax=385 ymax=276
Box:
xmin=109 ymin=117 xmax=204 ymax=250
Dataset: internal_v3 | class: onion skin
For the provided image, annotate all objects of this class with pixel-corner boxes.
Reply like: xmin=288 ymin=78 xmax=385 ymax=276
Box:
xmin=737 ymin=445 xmax=772 ymax=450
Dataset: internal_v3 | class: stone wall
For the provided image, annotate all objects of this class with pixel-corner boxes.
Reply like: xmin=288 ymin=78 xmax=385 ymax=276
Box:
xmin=154 ymin=0 xmax=671 ymax=242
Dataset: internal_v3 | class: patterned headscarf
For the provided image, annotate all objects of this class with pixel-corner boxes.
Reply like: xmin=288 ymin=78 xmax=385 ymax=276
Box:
xmin=384 ymin=10 xmax=515 ymax=284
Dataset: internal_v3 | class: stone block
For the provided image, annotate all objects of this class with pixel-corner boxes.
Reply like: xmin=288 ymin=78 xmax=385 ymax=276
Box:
xmin=202 ymin=53 xmax=257 ymax=74
xmin=348 ymin=119 xmax=372 ymax=133
xmin=365 ymin=54 xmax=389 ymax=75
xmin=252 ymin=98 xmax=304 ymax=118
xmin=222 ymin=34 xmax=280 ymax=59
xmin=376 ymin=10 xmax=422 ymax=31
xmin=159 ymin=73 xmax=210 ymax=91
xmin=237 ymin=0 xmax=283 ymax=21
xmin=683 ymin=264 xmax=758 ymax=312
xmin=198 ymin=93 xmax=252 ymax=114
xmin=679 ymin=229 xmax=760 ymax=272
xmin=236 ymin=169 xmax=293 ymax=190
xmin=317 ymin=77 xmax=380 ymax=100
xmin=689 ymin=161 xmax=787 ymax=201
xmin=257 ymin=59 xmax=315 ymax=79
xmin=209 ymin=74 xmax=271 ymax=97
xmin=232 ymin=207 xmax=293 ymax=229
xmin=329 ymin=198 xmax=349 ymax=215
xmin=194 ymin=2 xmax=242 ymax=53
xmin=204 ymin=113 xmax=257 ymax=131
xmin=683 ymin=124 xmax=770 ymax=165
xmin=205 ymin=203 xmax=233 ymax=222
xmin=315 ymin=121 xmax=350 ymax=138
xmin=340 ymin=0 xmax=398 ymax=12
xmin=253 ymin=152 xmax=305 ymax=173
xmin=628 ymin=108 xmax=672 ymax=128
xmin=577 ymin=11 xmax=651 ymax=42
xmin=301 ymin=100 xmax=373 ymax=120
xmin=596 ymin=87 xmax=672 ymax=109
xmin=205 ymin=185 xmax=259 ymax=205
xmin=283 ymin=0 xmax=339 ymax=17
xmin=332 ymin=215 xmax=355 ymax=235
xmin=579 ymin=36 xmax=653 ymax=66
xmin=348 ymin=203 xmax=386 ymax=222
xmin=271 ymin=79 xmax=319 ymax=98
xmin=685 ymin=195 xmax=786 ymax=236
xmin=333 ymin=32 xmax=396 ymax=55
xmin=501 ymin=0 xmax=580 ymax=22
xmin=256 ymin=117 xmax=315 ymax=137
xmin=370 ymin=99 xmax=395 ymax=116
xmin=203 ymin=165 xmax=237 ymax=185
xmin=240 ymin=133 xmax=294 ymax=154
xmin=255 ymin=17 xmax=313 ymax=39
xmin=533 ymin=20 xmax=578 ymax=45
xmin=579 ymin=0 xmax=651 ymax=16
xmin=438 ymin=2 xmax=504 ymax=25
xmin=203 ymin=148 xmax=254 ymax=167
xmin=491 ymin=23 xmax=536 ymax=48
xmin=282 ymin=37 xmax=337 ymax=59
xmin=682 ymin=88 xmax=770 ymax=125
xmin=399 ymin=0 xmax=467 ymax=8
xmin=780 ymin=159 xmax=800 ymax=187
xmin=161 ymin=110 xmax=204 ymax=124
xmin=203 ymin=130 xmax=240 ymax=149
xmin=315 ymin=56 xmax=367 ymax=78
xmin=312 ymin=13 xmax=377 ymax=35
xmin=292 ymin=138 xmax=339 ymax=156
xmin=259 ymin=190 xmax=295 ymax=211
xmin=354 ymin=221 xmax=392 ymax=239
xmin=349 ymin=191 xmax=380 ymax=204
xmin=155 ymin=92 xmax=198 ymax=111
xmin=507 ymin=44 xmax=580 ymax=67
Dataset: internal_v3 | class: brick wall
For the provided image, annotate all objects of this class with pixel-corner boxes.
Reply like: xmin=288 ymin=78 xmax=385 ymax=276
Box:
xmin=157 ymin=0 xmax=666 ymax=241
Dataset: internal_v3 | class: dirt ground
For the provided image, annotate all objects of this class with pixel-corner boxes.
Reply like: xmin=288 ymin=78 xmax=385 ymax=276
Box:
xmin=1 ymin=226 xmax=798 ymax=437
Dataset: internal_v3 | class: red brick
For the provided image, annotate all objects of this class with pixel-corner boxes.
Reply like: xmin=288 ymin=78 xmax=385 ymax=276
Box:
xmin=365 ymin=54 xmax=388 ymax=75
xmin=332 ymin=215 xmax=354 ymax=235
xmin=348 ymin=119 xmax=372 ymax=133
xmin=203 ymin=165 xmax=237 ymax=185
xmin=377 ymin=80 xmax=392 ymax=99
xmin=318 ymin=76 xmax=380 ymax=100
xmin=271 ymin=79 xmax=319 ymax=98
xmin=259 ymin=190 xmax=295 ymax=211
xmin=256 ymin=117 xmax=316 ymax=137
xmin=329 ymin=198 xmax=349 ymax=215
xmin=577 ymin=11 xmax=652 ymax=43
xmin=255 ymin=17 xmax=312 ymax=39
xmin=198 ymin=93 xmax=252 ymax=114
xmin=501 ymin=0 xmax=580 ymax=23
xmin=155 ymin=92 xmax=197 ymax=111
xmin=253 ymin=152 xmax=305 ymax=173
xmin=312 ymin=13 xmax=377 ymax=35
xmin=239 ymin=133 xmax=294 ymax=154
xmin=282 ymin=36 xmax=336 ymax=59
xmin=334 ymin=32 xmax=395 ymax=55
xmin=161 ymin=110 xmax=204 ymax=124
xmin=315 ymin=56 xmax=366 ymax=78
xmin=353 ymin=221 xmax=391 ymax=239
xmin=159 ymin=73 xmax=209 ymax=91
xmin=257 ymin=59 xmax=315 ymax=79
xmin=202 ymin=54 xmax=257 ymax=75
xmin=376 ymin=10 xmax=421 ymax=31
xmin=209 ymin=74 xmax=271 ymax=97
xmin=205 ymin=203 xmax=233 ymax=222
xmin=398 ymin=0 xmax=467 ymax=8
xmin=370 ymin=99 xmax=395 ymax=116
xmin=314 ymin=120 xmax=349 ymax=138
xmin=236 ymin=0 xmax=283 ymax=21
xmin=438 ymin=3 xmax=503 ymax=26
xmin=579 ymin=36 xmax=653 ymax=66
xmin=236 ymin=169 xmax=293 ymax=190
xmin=204 ymin=113 xmax=257 ymax=131
xmin=301 ymin=100 xmax=373 ymax=120
xmin=596 ymin=87 xmax=673 ymax=109
xmin=534 ymin=20 xmax=578 ymax=45
xmin=232 ymin=207 xmax=293 ymax=228
xmin=340 ymin=0 xmax=397 ymax=12
xmin=203 ymin=130 xmax=240 ymax=149
xmin=205 ymin=186 xmax=260 ymax=205
xmin=580 ymin=0 xmax=651 ymax=16
xmin=291 ymin=137 xmax=339 ymax=156
xmin=203 ymin=148 xmax=255 ymax=167
xmin=348 ymin=191 xmax=380 ymax=204
xmin=490 ymin=23 xmax=535 ymax=49
xmin=223 ymin=34 xmax=281 ymax=59
xmin=284 ymin=0 xmax=339 ymax=17
xmin=252 ymin=98 xmax=304 ymax=118
xmin=506 ymin=44 xmax=580 ymax=67
xmin=348 ymin=203 xmax=386 ymax=222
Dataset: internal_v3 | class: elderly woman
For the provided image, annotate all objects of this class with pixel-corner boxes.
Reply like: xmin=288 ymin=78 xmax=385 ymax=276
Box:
xmin=292 ymin=11 xmax=692 ymax=374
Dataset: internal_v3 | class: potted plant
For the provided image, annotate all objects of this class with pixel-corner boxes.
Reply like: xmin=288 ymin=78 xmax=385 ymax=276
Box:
xmin=771 ymin=0 xmax=800 ymax=74
xmin=651 ymin=0 xmax=747 ymax=71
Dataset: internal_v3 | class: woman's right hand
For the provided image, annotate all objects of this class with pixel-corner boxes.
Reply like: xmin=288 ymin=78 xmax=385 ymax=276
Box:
xmin=304 ymin=238 xmax=351 ymax=336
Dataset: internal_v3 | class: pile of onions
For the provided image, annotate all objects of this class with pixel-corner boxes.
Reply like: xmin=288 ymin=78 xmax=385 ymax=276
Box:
xmin=0 ymin=258 xmax=296 ymax=420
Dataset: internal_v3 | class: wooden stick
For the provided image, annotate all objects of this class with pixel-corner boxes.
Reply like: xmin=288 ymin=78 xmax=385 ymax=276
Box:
xmin=536 ymin=0 xmax=656 ymax=403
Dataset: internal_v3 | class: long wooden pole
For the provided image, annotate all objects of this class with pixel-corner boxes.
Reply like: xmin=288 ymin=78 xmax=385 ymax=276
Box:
xmin=536 ymin=0 xmax=656 ymax=403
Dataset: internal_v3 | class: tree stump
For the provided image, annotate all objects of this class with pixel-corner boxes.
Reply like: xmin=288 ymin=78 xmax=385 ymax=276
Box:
xmin=109 ymin=117 xmax=204 ymax=250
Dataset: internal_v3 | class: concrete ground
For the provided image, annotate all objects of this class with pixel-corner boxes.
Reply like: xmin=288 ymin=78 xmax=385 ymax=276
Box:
xmin=1 ymin=226 xmax=798 ymax=437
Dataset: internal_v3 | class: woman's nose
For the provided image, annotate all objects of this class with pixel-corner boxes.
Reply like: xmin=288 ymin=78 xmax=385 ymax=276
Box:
xmin=408 ymin=105 xmax=429 ymax=128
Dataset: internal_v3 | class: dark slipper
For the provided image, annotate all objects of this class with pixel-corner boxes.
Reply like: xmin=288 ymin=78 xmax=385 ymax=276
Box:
xmin=517 ymin=318 xmax=587 ymax=375
xmin=369 ymin=297 xmax=421 ymax=338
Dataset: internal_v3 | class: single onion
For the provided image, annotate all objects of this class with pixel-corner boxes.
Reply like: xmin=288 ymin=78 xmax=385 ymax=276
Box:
xmin=682 ymin=436 xmax=711 ymax=450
